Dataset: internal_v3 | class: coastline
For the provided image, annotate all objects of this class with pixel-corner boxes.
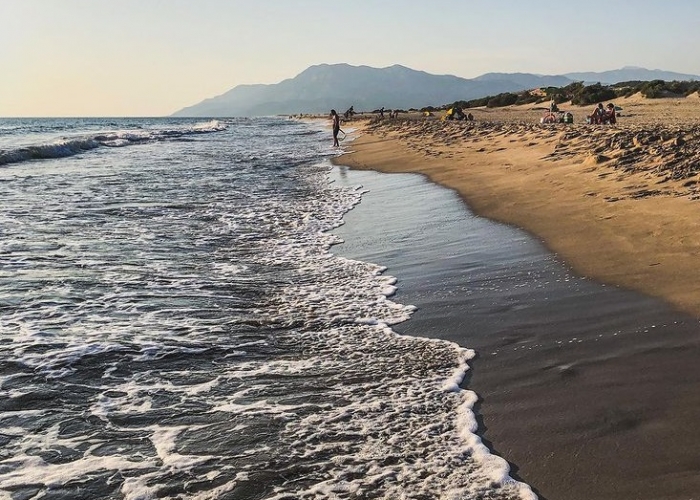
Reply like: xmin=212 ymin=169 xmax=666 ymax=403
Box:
xmin=334 ymin=109 xmax=700 ymax=317
xmin=331 ymin=101 xmax=700 ymax=500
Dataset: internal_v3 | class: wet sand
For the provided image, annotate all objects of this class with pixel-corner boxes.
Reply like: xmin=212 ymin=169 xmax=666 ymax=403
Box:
xmin=330 ymin=97 xmax=700 ymax=500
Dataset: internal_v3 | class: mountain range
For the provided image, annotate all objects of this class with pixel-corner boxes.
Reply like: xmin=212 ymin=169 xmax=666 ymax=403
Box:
xmin=172 ymin=64 xmax=700 ymax=117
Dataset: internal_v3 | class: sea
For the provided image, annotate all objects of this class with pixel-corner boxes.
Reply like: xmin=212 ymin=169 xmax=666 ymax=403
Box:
xmin=0 ymin=117 xmax=535 ymax=500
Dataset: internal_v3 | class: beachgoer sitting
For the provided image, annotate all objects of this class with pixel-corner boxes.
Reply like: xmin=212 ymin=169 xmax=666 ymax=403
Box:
xmin=604 ymin=103 xmax=617 ymax=124
xmin=541 ymin=111 xmax=558 ymax=124
xmin=589 ymin=103 xmax=605 ymax=124
xmin=445 ymin=107 xmax=466 ymax=121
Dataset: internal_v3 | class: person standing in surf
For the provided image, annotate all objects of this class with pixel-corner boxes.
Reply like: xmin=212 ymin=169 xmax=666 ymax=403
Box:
xmin=330 ymin=109 xmax=341 ymax=147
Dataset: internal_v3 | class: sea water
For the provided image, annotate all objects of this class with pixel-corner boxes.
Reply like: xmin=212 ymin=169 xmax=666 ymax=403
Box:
xmin=0 ymin=117 xmax=535 ymax=499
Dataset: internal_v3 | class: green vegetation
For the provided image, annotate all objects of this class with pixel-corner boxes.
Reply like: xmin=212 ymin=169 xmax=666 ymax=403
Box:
xmin=448 ymin=91 xmax=539 ymax=110
xmin=444 ymin=80 xmax=700 ymax=110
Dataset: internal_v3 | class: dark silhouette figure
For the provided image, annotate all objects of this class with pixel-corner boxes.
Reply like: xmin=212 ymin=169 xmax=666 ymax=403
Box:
xmin=330 ymin=109 xmax=340 ymax=147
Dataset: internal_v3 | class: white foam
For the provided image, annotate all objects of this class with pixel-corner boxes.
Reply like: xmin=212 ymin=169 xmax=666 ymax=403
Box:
xmin=0 ymin=118 xmax=537 ymax=500
xmin=16 ymin=341 xmax=129 ymax=378
xmin=0 ymin=450 xmax=157 ymax=491
xmin=192 ymin=119 xmax=227 ymax=132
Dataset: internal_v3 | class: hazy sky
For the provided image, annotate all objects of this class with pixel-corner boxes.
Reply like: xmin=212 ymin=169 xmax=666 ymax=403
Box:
xmin=2 ymin=0 xmax=698 ymax=117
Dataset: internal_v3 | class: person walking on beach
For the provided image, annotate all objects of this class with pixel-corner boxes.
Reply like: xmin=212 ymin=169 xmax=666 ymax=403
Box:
xmin=330 ymin=109 xmax=341 ymax=147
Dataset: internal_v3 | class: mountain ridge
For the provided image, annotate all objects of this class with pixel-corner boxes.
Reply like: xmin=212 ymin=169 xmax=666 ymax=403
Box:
xmin=172 ymin=64 xmax=700 ymax=117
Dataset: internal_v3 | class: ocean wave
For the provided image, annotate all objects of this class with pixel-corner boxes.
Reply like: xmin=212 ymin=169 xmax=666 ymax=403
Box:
xmin=0 ymin=119 xmax=228 ymax=167
xmin=0 ymin=119 xmax=536 ymax=499
xmin=0 ymin=138 xmax=101 ymax=165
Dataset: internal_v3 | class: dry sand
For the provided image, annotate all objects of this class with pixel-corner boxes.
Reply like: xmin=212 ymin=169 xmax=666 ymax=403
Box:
xmin=341 ymin=93 xmax=700 ymax=317
xmin=333 ymin=94 xmax=700 ymax=500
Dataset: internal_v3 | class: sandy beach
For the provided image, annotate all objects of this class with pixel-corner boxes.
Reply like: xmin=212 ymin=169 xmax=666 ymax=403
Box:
xmin=341 ymin=94 xmax=700 ymax=317
xmin=332 ymin=94 xmax=700 ymax=500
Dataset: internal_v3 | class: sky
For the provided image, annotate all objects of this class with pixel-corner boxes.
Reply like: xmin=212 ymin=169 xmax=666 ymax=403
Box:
xmin=2 ymin=0 xmax=699 ymax=117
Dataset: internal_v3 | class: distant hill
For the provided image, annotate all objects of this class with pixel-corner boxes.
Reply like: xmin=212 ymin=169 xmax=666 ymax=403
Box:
xmin=171 ymin=64 xmax=700 ymax=117
xmin=473 ymin=72 xmax=574 ymax=89
xmin=172 ymin=64 xmax=572 ymax=117
xmin=563 ymin=66 xmax=700 ymax=85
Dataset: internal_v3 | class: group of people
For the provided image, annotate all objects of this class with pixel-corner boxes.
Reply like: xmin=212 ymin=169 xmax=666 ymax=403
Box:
xmin=376 ymin=107 xmax=401 ymax=119
xmin=541 ymin=110 xmax=573 ymax=123
xmin=330 ymin=105 xmax=400 ymax=147
xmin=331 ymin=100 xmax=619 ymax=145
xmin=444 ymin=107 xmax=474 ymax=121
xmin=539 ymin=101 xmax=617 ymax=125
xmin=589 ymin=103 xmax=617 ymax=125
xmin=541 ymin=100 xmax=573 ymax=124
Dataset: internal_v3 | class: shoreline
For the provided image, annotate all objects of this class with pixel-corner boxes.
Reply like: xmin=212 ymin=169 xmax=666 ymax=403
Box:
xmin=334 ymin=111 xmax=700 ymax=318
xmin=331 ymin=104 xmax=700 ymax=500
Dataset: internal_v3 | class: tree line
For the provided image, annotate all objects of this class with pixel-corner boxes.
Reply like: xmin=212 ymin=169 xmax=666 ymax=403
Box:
xmin=432 ymin=80 xmax=700 ymax=112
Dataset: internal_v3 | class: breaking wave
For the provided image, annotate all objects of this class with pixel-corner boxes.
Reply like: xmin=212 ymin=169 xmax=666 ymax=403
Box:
xmin=0 ymin=119 xmax=228 ymax=166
